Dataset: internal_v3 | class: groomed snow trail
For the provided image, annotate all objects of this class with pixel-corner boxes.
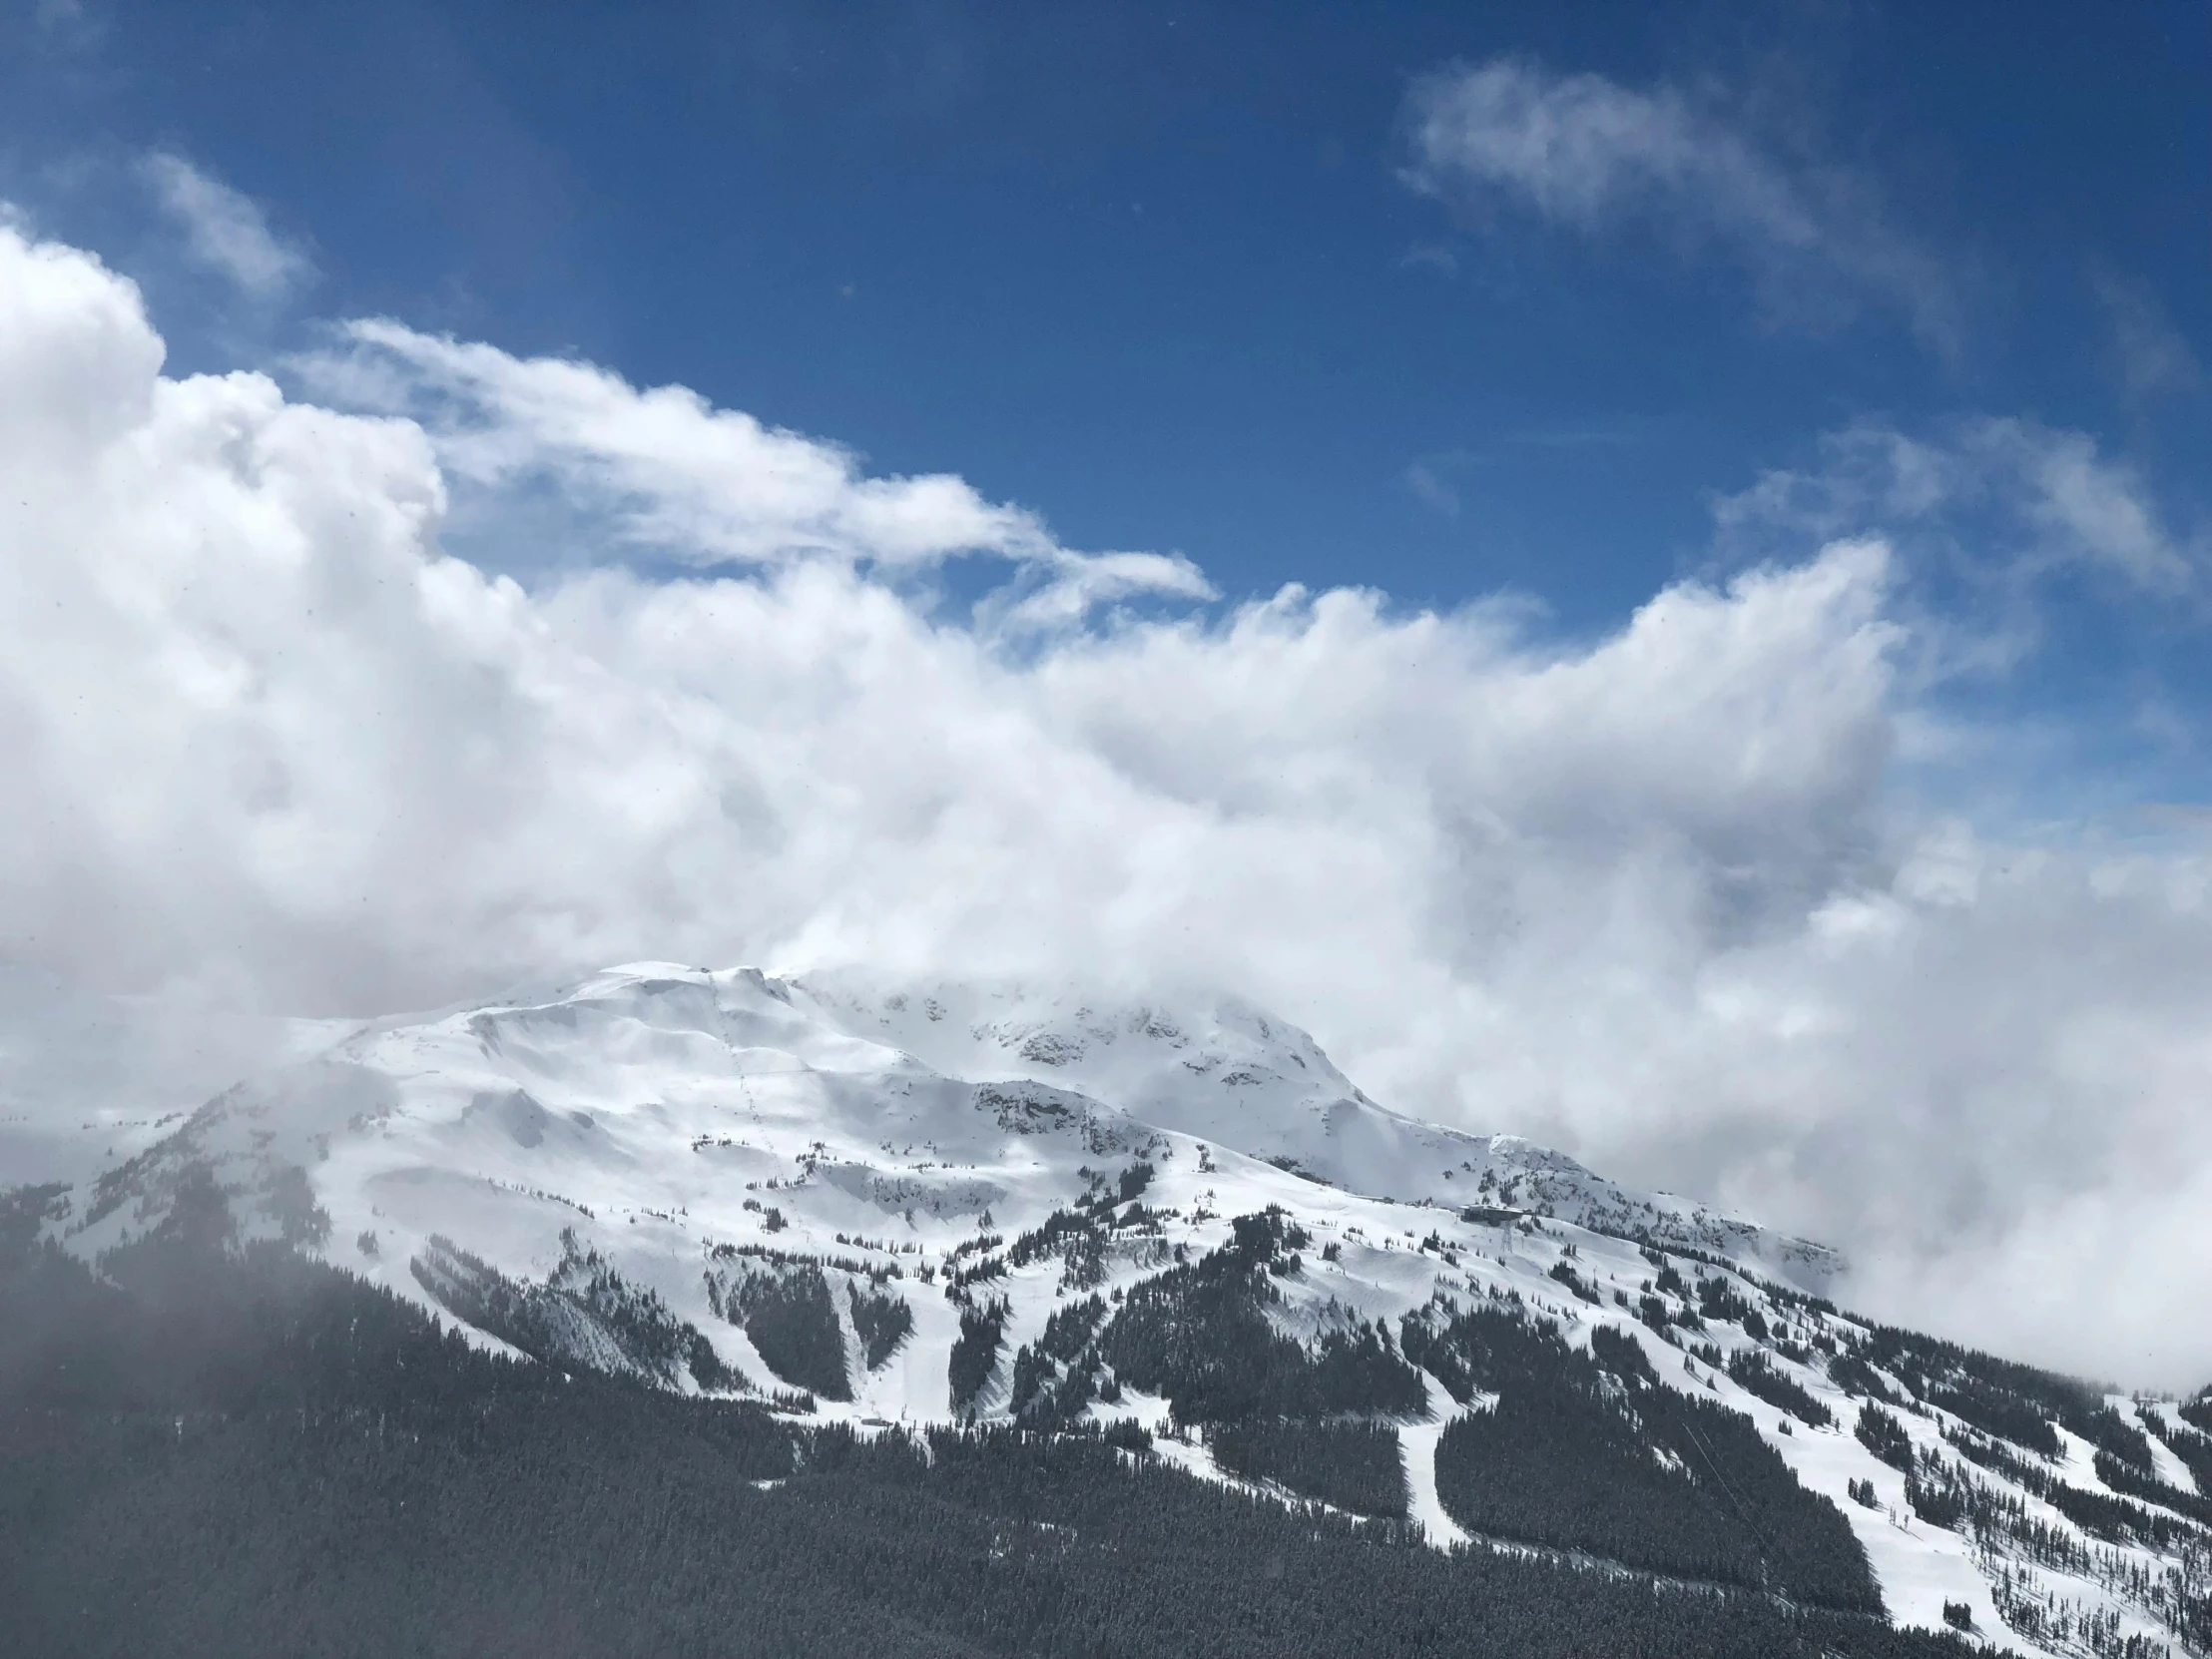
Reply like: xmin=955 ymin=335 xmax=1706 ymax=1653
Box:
xmin=1400 ymin=1372 xmax=1469 ymax=1550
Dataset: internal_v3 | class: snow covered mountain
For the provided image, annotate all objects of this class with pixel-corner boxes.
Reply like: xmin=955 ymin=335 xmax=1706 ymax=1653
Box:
xmin=22 ymin=962 xmax=2212 ymax=1658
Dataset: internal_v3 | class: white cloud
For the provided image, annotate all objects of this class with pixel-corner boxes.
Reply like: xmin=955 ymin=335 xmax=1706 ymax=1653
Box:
xmin=5 ymin=220 xmax=2212 ymax=1385
xmin=141 ymin=153 xmax=313 ymax=299
xmin=295 ymin=318 xmax=1213 ymax=622
xmin=1401 ymin=58 xmax=1958 ymax=349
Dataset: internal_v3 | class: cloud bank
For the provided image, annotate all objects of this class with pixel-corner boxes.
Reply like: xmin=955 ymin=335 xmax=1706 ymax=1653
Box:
xmin=3 ymin=221 xmax=2210 ymax=1386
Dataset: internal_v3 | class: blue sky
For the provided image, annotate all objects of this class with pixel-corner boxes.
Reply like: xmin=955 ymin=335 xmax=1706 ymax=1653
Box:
xmin=4 ymin=0 xmax=2208 ymax=831
xmin=8 ymin=1 xmax=2204 ymax=622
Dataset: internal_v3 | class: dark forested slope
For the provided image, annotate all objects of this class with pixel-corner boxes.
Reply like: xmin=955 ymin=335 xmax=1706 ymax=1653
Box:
xmin=0 ymin=1182 xmax=1999 ymax=1659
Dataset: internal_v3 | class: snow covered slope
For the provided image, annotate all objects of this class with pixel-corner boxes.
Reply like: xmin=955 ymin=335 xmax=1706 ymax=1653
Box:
xmin=794 ymin=971 xmax=1844 ymax=1287
xmin=28 ymin=962 xmax=2212 ymax=1658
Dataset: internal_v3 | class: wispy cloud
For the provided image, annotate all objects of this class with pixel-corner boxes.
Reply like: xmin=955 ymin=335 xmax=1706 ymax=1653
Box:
xmin=141 ymin=153 xmax=313 ymax=299
xmin=2090 ymin=265 xmax=2204 ymax=404
xmin=1401 ymin=57 xmax=1959 ymax=352
xmin=1395 ymin=244 xmax=1460 ymax=279
xmin=33 ymin=0 xmax=102 ymax=51
xmin=1403 ymin=459 xmax=1460 ymax=518
xmin=1715 ymin=416 xmax=2198 ymax=602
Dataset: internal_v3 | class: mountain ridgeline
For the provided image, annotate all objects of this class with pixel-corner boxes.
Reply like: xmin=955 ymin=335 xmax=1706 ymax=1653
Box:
xmin=4 ymin=964 xmax=2208 ymax=1658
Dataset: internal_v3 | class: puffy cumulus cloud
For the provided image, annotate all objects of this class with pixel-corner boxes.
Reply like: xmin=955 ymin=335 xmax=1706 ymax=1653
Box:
xmin=4 ymin=220 xmax=2211 ymax=1385
xmin=141 ymin=153 xmax=314 ymax=299
xmin=1401 ymin=57 xmax=1958 ymax=350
